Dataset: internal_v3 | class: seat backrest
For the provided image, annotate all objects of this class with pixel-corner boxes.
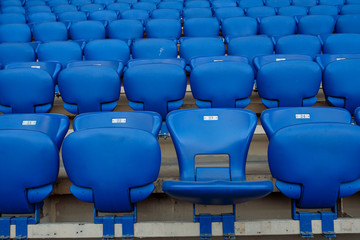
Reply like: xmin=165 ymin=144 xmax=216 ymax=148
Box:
xmin=238 ymin=0 xmax=264 ymax=8
xmin=260 ymin=107 xmax=352 ymax=138
xmin=88 ymin=10 xmax=118 ymax=22
xmin=132 ymin=2 xmax=157 ymax=11
xmin=73 ymin=111 xmax=162 ymax=135
xmin=107 ymin=2 xmax=131 ymax=13
xmin=268 ymin=123 xmax=360 ymax=208
xmin=62 ymin=127 xmax=161 ymax=212
xmin=275 ymin=34 xmax=322 ymax=58
xmin=245 ymin=6 xmax=276 ymax=18
xmin=253 ymin=54 xmax=313 ymax=72
xmin=0 ymin=43 xmax=36 ymax=65
xmin=277 ymin=6 xmax=308 ymax=16
xmin=69 ymin=20 xmax=106 ymax=41
xmin=265 ymin=0 xmax=290 ymax=7
xmin=315 ymin=53 xmax=360 ymax=70
xmin=336 ymin=15 xmax=360 ymax=33
xmin=150 ymin=9 xmax=181 ymax=19
xmin=214 ymin=7 xmax=245 ymax=21
xmin=58 ymin=66 xmax=121 ymax=114
xmin=340 ymin=4 xmax=360 ymax=14
xmin=166 ymin=108 xmax=257 ymax=181
xmin=0 ymin=13 xmax=26 ymax=24
xmin=221 ymin=16 xmax=258 ymax=38
xmin=27 ymin=12 xmax=57 ymax=24
xmin=131 ymin=39 xmax=178 ymax=59
xmin=0 ymin=69 xmax=55 ymax=113
xmin=57 ymin=11 xmax=88 ymax=23
xmin=120 ymin=9 xmax=149 ymax=22
xmin=319 ymin=0 xmax=344 ymax=5
xmin=1 ymin=6 xmax=25 ymax=14
xmin=185 ymin=1 xmax=210 ymax=8
xmin=48 ymin=0 xmax=69 ymax=6
xmin=32 ymin=22 xmax=68 ymax=42
xmin=158 ymin=1 xmax=183 ymax=10
xmin=84 ymin=39 xmax=130 ymax=63
xmin=0 ymin=24 xmax=31 ymax=43
xmin=259 ymin=16 xmax=296 ymax=37
xmin=27 ymin=5 xmax=52 ymax=13
xmin=323 ymin=33 xmax=360 ymax=54
xmin=212 ymin=0 xmax=237 ymax=8
xmin=145 ymin=19 xmax=182 ymax=39
xmin=80 ymin=3 xmax=105 ymax=13
xmin=4 ymin=61 xmax=62 ymax=81
xmin=182 ymin=8 xmax=213 ymax=19
xmin=107 ymin=19 xmax=144 ymax=41
xmin=183 ymin=17 xmax=220 ymax=37
xmin=297 ymin=15 xmax=336 ymax=35
xmin=52 ymin=4 xmax=78 ymax=14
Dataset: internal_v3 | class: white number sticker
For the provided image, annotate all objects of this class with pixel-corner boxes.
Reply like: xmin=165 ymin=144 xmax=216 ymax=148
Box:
xmin=112 ymin=118 xmax=127 ymax=123
xmin=22 ymin=120 xmax=37 ymax=125
xmin=295 ymin=114 xmax=310 ymax=119
xmin=204 ymin=116 xmax=218 ymax=121
xmin=276 ymin=58 xmax=286 ymax=61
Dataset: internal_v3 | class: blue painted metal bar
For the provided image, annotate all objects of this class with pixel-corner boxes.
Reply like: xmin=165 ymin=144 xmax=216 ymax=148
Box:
xmin=0 ymin=217 xmax=11 ymax=240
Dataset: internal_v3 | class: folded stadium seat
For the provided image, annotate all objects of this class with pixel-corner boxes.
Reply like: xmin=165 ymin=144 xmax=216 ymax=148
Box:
xmin=162 ymin=108 xmax=274 ymax=239
xmin=132 ymin=2 xmax=157 ymax=11
xmin=88 ymin=10 xmax=119 ymax=22
xmin=123 ymin=59 xmax=187 ymax=123
xmin=0 ymin=0 xmax=22 ymax=7
xmin=0 ymin=24 xmax=31 ymax=43
xmin=319 ymin=0 xmax=345 ymax=5
xmin=0 ymin=43 xmax=36 ymax=65
xmin=66 ymin=60 xmax=124 ymax=74
xmin=340 ymin=4 xmax=360 ymax=14
xmin=70 ymin=0 xmax=92 ymax=5
xmin=1 ymin=6 xmax=26 ymax=14
xmin=32 ymin=22 xmax=68 ymax=42
xmin=106 ymin=2 xmax=131 ymax=14
xmin=292 ymin=0 xmax=317 ymax=7
xmin=184 ymin=0 xmax=210 ymax=8
xmin=80 ymin=3 xmax=105 ymax=13
xmin=117 ymin=0 xmax=137 ymax=4
xmin=277 ymin=6 xmax=308 ymax=17
xmin=24 ymin=0 xmax=46 ymax=7
xmin=253 ymin=54 xmax=313 ymax=72
xmin=316 ymin=53 xmax=360 ymax=69
xmin=0 ymin=113 xmax=69 ymax=239
xmin=297 ymin=15 xmax=336 ymax=35
xmin=323 ymin=59 xmax=360 ymax=114
xmin=57 ymin=11 xmax=88 ymax=23
xmin=336 ymin=15 xmax=360 ymax=33
xmin=227 ymin=35 xmax=274 ymax=66
xmin=179 ymin=37 xmax=225 ymax=71
xmin=238 ymin=0 xmax=264 ymax=8
xmin=190 ymin=56 xmax=254 ymax=108
xmin=0 ymin=13 xmax=26 ymax=24
xmin=37 ymin=41 xmax=83 ymax=68
xmin=94 ymin=0 xmax=116 ymax=5
xmin=346 ymin=0 xmax=360 ymax=3
xmin=58 ymin=65 xmax=121 ymax=114
xmin=257 ymin=60 xmax=321 ymax=108
xmin=47 ymin=0 xmax=69 ymax=7
xmin=69 ymin=20 xmax=106 ymax=41
xmin=322 ymin=33 xmax=360 ymax=53
xmin=120 ymin=9 xmax=150 ymax=23
xmin=26 ymin=5 xmax=52 ymax=13
xmin=84 ymin=39 xmax=130 ymax=63
xmin=27 ymin=12 xmax=57 ymax=24
xmin=266 ymin=123 xmax=360 ymax=238
xmin=182 ymin=7 xmax=213 ymax=18
xmin=214 ymin=7 xmax=245 ymax=22
xmin=52 ymin=4 xmax=79 ymax=14
xmin=221 ymin=17 xmax=258 ymax=39
xmin=308 ymin=5 xmax=339 ymax=17
xmin=145 ymin=19 xmax=182 ymax=39
xmin=62 ymin=113 xmax=161 ymax=239
xmin=131 ymin=39 xmax=178 ymax=59
xmin=245 ymin=6 xmax=276 ymax=18
xmin=141 ymin=0 xmax=161 ymax=3
xmin=183 ymin=18 xmax=220 ymax=37
xmin=264 ymin=0 xmax=290 ymax=7
xmin=275 ymin=34 xmax=322 ymax=58
xmin=261 ymin=107 xmax=352 ymax=138
xmin=107 ymin=19 xmax=144 ymax=44
xmin=150 ymin=9 xmax=181 ymax=19
xmin=258 ymin=16 xmax=296 ymax=37
xmin=212 ymin=0 xmax=237 ymax=8
xmin=0 ymin=68 xmax=55 ymax=113
xmin=158 ymin=1 xmax=184 ymax=11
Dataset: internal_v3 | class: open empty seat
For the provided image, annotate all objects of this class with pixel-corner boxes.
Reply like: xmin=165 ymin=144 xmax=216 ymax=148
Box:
xmin=32 ymin=22 xmax=68 ymax=42
xmin=259 ymin=16 xmax=296 ymax=37
xmin=253 ymin=54 xmax=313 ymax=72
xmin=120 ymin=9 xmax=149 ymax=23
xmin=275 ymin=34 xmax=322 ymax=58
xmin=145 ymin=19 xmax=182 ymax=39
xmin=260 ymin=107 xmax=352 ymax=138
xmin=323 ymin=59 xmax=360 ymax=114
xmin=84 ymin=39 xmax=130 ymax=63
xmin=162 ymin=108 xmax=273 ymax=239
xmin=57 ymin=11 xmax=88 ymax=23
xmin=245 ymin=6 xmax=276 ymax=18
xmin=222 ymin=17 xmax=258 ymax=38
xmin=0 ymin=13 xmax=26 ymax=24
xmin=131 ymin=39 xmax=178 ymax=59
xmin=316 ymin=53 xmax=360 ymax=69
xmin=265 ymin=0 xmax=290 ymax=7
xmin=0 ymin=68 xmax=55 ymax=113
xmin=123 ymin=60 xmax=187 ymax=120
xmin=190 ymin=56 xmax=253 ymax=108
xmin=213 ymin=7 xmax=245 ymax=21
xmin=336 ymin=15 xmax=360 ymax=33
xmin=88 ymin=10 xmax=118 ymax=22
xmin=182 ymin=8 xmax=213 ymax=19
xmin=238 ymin=0 xmax=264 ymax=8
xmin=37 ymin=41 xmax=83 ymax=68
xmin=309 ymin=5 xmax=339 ymax=15
xmin=27 ymin=12 xmax=57 ymax=24
xmin=323 ymin=33 xmax=360 ymax=53
xmin=58 ymin=66 xmax=121 ymax=114
xmin=0 ymin=24 xmax=31 ymax=43
xmin=277 ymin=6 xmax=308 ymax=16
xmin=0 ymin=43 xmax=36 ymax=65
xmin=69 ymin=20 xmax=106 ymax=41
xmin=183 ymin=18 xmax=220 ymax=37
xmin=257 ymin=60 xmax=322 ymax=108
xmin=267 ymin=122 xmax=360 ymax=238
xmin=297 ymin=15 xmax=336 ymax=35
xmin=107 ymin=19 xmax=144 ymax=43
xmin=150 ymin=9 xmax=181 ymax=19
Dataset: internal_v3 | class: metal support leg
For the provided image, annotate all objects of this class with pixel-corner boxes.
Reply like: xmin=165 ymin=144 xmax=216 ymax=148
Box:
xmin=199 ymin=215 xmax=212 ymax=240
xmin=299 ymin=212 xmax=314 ymax=238
xmin=121 ymin=216 xmax=134 ymax=240
xmin=102 ymin=216 xmax=115 ymax=240
xmin=321 ymin=212 xmax=336 ymax=239
xmin=222 ymin=214 xmax=235 ymax=240
xmin=0 ymin=217 xmax=11 ymax=240
xmin=15 ymin=217 xmax=28 ymax=240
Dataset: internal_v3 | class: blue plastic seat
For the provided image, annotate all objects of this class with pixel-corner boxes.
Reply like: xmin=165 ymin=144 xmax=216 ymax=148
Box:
xmin=309 ymin=5 xmax=339 ymax=15
xmin=69 ymin=20 xmax=106 ymax=41
xmin=57 ymin=11 xmax=88 ymax=23
xmin=80 ymin=3 xmax=105 ymax=13
xmin=145 ymin=19 xmax=182 ymax=39
xmin=214 ymin=7 xmax=244 ymax=21
xmin=117 ymin=0 xmax=137 ymax=4
xmin=212 ymin=0 xmax=237 ymax=8
xmin=227 ymin=35 xmax=274 ymax=64
xmin=70 ymin=0 xmax=92 ymax=5
xmin=107 ymin=19 xmax=144 ymax=42
xmin=123 ymin=60 xmax=187 ymax=120
xmin=162 ymin=108 xmax=273 ymax=238
xmin=1 ymin=6 xmax=25 ymax=14
xmin=264 ymin=0 xmax=290 ymax=7
xmin=84 ymin=39 xmax=130 ymax=63
xmin=222 ymin=17 xmax=258 ymax=38
xmin=48 ymin=0 xmax=69 ymax=7
xmin=189 ymin=55 xmax=248 ymax=69
xmin=88 ymin=10 xmax=118 ymax=22
xmin=340 ymin=4 xmax=360 ymax=14
xmin=182 ymin=8 xmax=213 ymax=19
xmin=94 ymin=0 xmax=116 ymax=5
xmin=26 ymin=5 xmax=52 ymax=13
xmin=32 ymin=22 xmax=68 ymax=42
xmin=245 ymin=6 xmax=276 ymax=18
xmin=131 ymin=39 xmax=178 ymax=59
xmin=184 ymin=1 xmax=210 ymax=8
xmin=336 ymin=15 xmax=360 ymax=33
xmin=58 ymin=66 xmax=121 ymax=114
xmin=323 ymin=33 xmax=360 ymax=53
xmin=345 ymin=0 xmax=360 ymax=4
xmin=0 ymin=43 xmax=36 ymax=65
xmin=292 ymin=0 xmax=317 ymax=6
xmin=253 ymin=54 xmax=313 ymax=72
xmin=158 ymin=1 xmax=184 ymax=10
xmin=106 ymin=3 xmax=131 ymax=14
xmin=319 ymin=0 xmax=344 ymax=5
xmin=150 ymin=9 xmax=181 ymax=19
xmin=25 ymin=0 xmax=46 ymax=7
xmin=277 ymin=6 xmax=308 ymax=16
xmin=260 ymin=107 xmax=352 ymax=138
xmin=132 ymin=2 xmax=157 ymax=11
xmin=52 ymin=4 xmax=78 ymax=14
xmin=66 ymin=60 xmax=123 ymax=74
xmin=297 ymin=15 xmax=336 ymax=35
xmin=323 ymin=59 xmax=360 ymax=114
xmin=354 ymin=107 xmax=360 ymax=125
xmin=183 ymin=17 xmax=220 ymax=37
xmin=37 ymin=41 xmax=83 ymax=68
xmin=0 ymin=13 xmax=26 ymax=24
xmin=0 ymin=69 xmax=55 ymax=113
xmin=27 ymin=12 xmax=57 ymax=24
xmin=316 ymin=53 xmax=360 ymax=70
xmin=120 ymin=9 xmax=149 ymax=23
xmin=275 ymin=34 xmax=322 ymax=59
xmin=238 ymin=0 xmax=264 ymax=8
xmin=190 ymin=56 xmax=254 ymax=108
xmin=127 ymin=58 xmax=186 ymax=68
xmin=0 ymin=0 xmax=22 ymax=7
xmin=259 ymin=16 xmax=296 ymax=37
xmin=257 ymin=60 xmax=322 ymax=108
xmin=0 ymin=24 xmax=31 ymax=43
